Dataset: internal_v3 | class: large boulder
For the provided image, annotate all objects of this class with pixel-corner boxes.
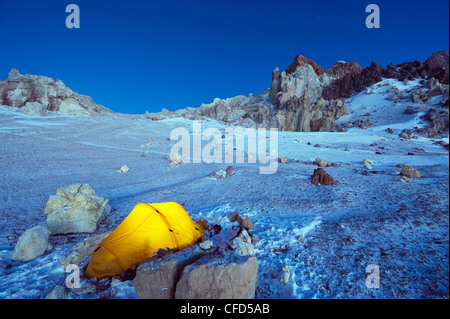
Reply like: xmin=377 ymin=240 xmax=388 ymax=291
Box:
xmin=12 ymin=225 xmax=52 ymax=262
xmin=44 ymin=184 xmax=111 ymax=234
xmin=134 ymin=244 xmax=216 ymax=299
xmin=133 ymin=216 xmax=258 ymax=299
xmin=175 ymin=254 xmax=258 ymax=299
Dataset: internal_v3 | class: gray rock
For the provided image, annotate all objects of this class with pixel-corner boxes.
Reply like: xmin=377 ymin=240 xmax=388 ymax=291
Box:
xmin=175 ymin=254 xmax=258 ymax=299
xmin=133 ymin=244 xmax=215 ymax=299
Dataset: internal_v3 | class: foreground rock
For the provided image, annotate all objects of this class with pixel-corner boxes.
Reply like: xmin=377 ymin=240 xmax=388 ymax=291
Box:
xmin=12 ymin=225 xmax=52 ymax=262
xmin=0 ymin=68 xmax=113 ymax=116
xmin=133 ymin=215 xmax=258 ymax=299
xmin=44 ymin=184 xmax=111 ymax=234
xmin=175 ymin=254 xmax=258 ymax=299
xmin=133 ymin=244 xmax=216 ymax=299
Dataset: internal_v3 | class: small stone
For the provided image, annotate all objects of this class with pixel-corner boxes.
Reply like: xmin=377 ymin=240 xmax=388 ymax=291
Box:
xmin=401 ymin=165 xmax=421 ymax=178
xmin=237 ymin=214 xmax=254 ymax=230
xmin=116 ymin=165 xmax=130 ymax=173
xmin=315 ymin=158 xmax=329 ymax=167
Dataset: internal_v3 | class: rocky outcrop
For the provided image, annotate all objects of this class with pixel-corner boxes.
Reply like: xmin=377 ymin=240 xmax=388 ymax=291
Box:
xmin=285 ymin=54 xmax=324 ymax=76
xmin=146 ymin=60 xmax=348 ymax=132
xmin=44 ymin=184 xmax=111 ymax=234
xmin=323 ymin=51 xmax=449 ymax=100
xmin=322 ymin=61 xmax=384 ymax=100
xmin=0 ymin=69 xmax=113 ymax=116
xmin=325 ymin=61 xmax=363 ymax=80
xmin=424 ymin=51 xmax=449 ymax=84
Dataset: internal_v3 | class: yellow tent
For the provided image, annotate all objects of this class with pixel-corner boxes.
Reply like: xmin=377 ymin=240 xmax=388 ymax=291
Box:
xmin=84 ymin=202 xmax=205 ymax=279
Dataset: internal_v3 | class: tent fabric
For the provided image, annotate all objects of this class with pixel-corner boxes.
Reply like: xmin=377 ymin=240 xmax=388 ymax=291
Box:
xmin=84 ymin=202 xmax=204 ymax=279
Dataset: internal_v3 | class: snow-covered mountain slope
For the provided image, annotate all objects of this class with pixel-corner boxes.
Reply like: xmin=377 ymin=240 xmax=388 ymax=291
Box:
xmin=0 ymin=78 xmax=448 ymax=299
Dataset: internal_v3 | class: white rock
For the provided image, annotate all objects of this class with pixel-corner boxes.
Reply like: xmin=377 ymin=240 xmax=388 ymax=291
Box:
xmin=116 ymin=165 xmax=130 ymax=173
xmin=12 ymin=225 xmax=52 ymax=262
xmin=44 ymin=184 xmax=111 ymax=234
xmin=231 ymin=237 xmax=254 ymax=256
xmin=277 ymin=265 xmax=291 ymax=285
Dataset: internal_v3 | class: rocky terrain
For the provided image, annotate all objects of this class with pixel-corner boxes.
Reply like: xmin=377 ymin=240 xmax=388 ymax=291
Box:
xmin=0 ymin=51 xmax=448 ymax=300
xmin=144 ymin=51 xmax=449 ymax=136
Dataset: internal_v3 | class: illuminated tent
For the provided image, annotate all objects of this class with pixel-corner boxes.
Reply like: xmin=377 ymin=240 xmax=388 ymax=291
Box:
xmin=84 ymin=202 xmax=205 ymax=279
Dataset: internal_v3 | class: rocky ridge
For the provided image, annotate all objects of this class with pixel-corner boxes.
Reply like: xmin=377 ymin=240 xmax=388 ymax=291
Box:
xmin=145 ymin=51 xmax=449 ymax=134
xmin=0 ymin=69 xmax=113 ymax=116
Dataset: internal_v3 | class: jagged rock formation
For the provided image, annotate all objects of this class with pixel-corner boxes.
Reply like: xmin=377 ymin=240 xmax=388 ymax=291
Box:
xmin=323 ymin=51 xmax=449 ymax=100
xmin=0 ymin=69 xmax=113 ymax=116
xmin=146 ymin=51 xmax=448 ymax=132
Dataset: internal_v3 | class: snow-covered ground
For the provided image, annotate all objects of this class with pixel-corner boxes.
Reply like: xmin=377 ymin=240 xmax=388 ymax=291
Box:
xmin=0 ymin=79 xmax=448 ymax=299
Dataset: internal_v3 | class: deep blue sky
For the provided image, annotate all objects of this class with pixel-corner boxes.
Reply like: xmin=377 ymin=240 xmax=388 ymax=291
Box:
xmin=0 ymin=0 xmax=448 ymax=114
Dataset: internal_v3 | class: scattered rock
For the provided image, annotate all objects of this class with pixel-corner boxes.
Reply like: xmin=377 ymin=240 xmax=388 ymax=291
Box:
xmin=311 ymin=168 xmax=335 ymax=185
xmin=276 ymin=265 xmax=291 ymax=285
xmin=401 ymin=165 xmax=421 ymax=178
xmin=278 ymin=157 xmax=290 ymax=164
xmin=398 ymin=176 xmax=412 ymax=183
xmin=209 ymin=165 xmax=235 ymax=179
xmin=116 ymin=165 xmax=130 ymax=173
xmin=145 ymin=137 xmax=156 ymax=146
xmin=12 ymin=225 xmax=52 ymax=262
xmin=363 ymin=159 xmax=374 ymax=170
xmin=399 ymin=129 xmax=415 ymax=139
xmin=315 ymin=158 xmax=329 ymax=167
xmin=44 ymin=184 xmax=111 ymax=234
xmin=168 ymin=153 xmax=183 ymax=169
xmin=386 ymin=128 xmax=394 ymax=134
